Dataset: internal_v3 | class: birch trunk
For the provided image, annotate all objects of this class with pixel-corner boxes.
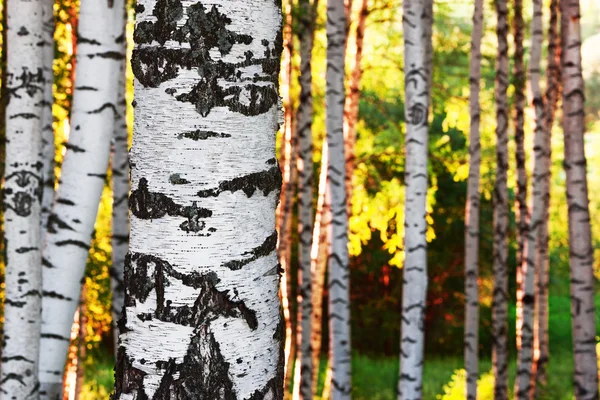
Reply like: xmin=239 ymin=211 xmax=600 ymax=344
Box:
xmin=492 ymin=0 xmax=510 ymax=398
xmin=513 ymin=0 xmax=528 ymax=354
xmin=561 ymin=1 xmax=600 ymax=398
xmin=112 ymin=0 xmax=285 ymax=398
xmin=278 ymin=0 xmax=297 ymax=391
xmin=343 ymin=0 xmax=368 ymax=216
xmin=515 ymin=1 xmax=544 ymax=398
xmin=535 ymin=0 xmax=561 ymax=385
xmin=398 ymin=1 xmax=432 ymax=398
xmin=464 ymin=0 xmax=484 ymax=398
xmin=41 ymin=0 xmax=56 ymax=232
xmin=310 ymin=145 xmax=332 ymax=395
xmin=326 ymin=0 xmax=352 ymax=396
xmin=39 ymin=1 xmax=125 ymax=398
xmin=293 ymin=0 xmax=318 ymax=397
xmin=0 ymin=1 xmax=45 ymax=398
xmin=111 ymin=16 xmax=129 ymax=353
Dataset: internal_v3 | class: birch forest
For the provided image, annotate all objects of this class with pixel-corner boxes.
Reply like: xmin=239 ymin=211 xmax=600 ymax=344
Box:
xmin=1 ymin=0 xmax=600 ymax=399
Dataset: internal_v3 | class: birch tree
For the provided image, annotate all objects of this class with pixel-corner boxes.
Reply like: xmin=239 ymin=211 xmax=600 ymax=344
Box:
xmin=0 ymin=1 xmax=45 ymax=398
xmin=38 ymin=1 xmax=125 ymax=397
xmin=513 ymin=0 xmax=528 ymax=354
xmin=561 ymin=0 xmax=600 ymax=398
xmin=515 ymin=1 xmax=544 ymax=398
xmin=492 ymin=0 xmax=510 ymax=398
xmin=535 ymin=0 xmax=561 ymax=385
xmin=464 ymin=0 xmax=484 ymax=398
xmin=398 ymin=1 xmax=433 ymax=398
xmin=112 ymin=0 xmax=285 ymax=398
xmin=294 ymin=0 xmax=318 ymax=397
xmin=41 ymin=0 xmax=55 ymax=232
xmin=111 ymin=11 xmax=129 ymax=351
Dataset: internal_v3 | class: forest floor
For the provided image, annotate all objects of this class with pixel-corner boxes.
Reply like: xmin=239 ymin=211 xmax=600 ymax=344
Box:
xmin=81 ymin=295 xmax=598 ymax=399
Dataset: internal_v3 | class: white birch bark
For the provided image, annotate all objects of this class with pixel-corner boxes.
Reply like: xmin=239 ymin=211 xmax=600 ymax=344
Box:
xmin=464 ymin=0 xmax=484 ymax=398
xmin=111 ymin=11 xmax=129 ymax=353
xmin=492 ymin=0 xmax=510 ymax=398
xmin=326 ymin=0 xmax=351 ymax=397
xmin=41 ymin=0 xmax=56 ymax=233
xmin=38 ymin=1 xmax=125 ymax=398
xmin=398 ymin=1 xmax=432 ymax=398
xmin=293 ymin=0 xmax=317 ymax=397
xmin=112 ymin=0 xmax=285 ymax=398
xmin=561 ymin=0 xmax=600 ymax=398
xmin=0 ymin=1 xmax=45 ymax=398
xmin=516 ymin=1 xmax=544 ymax=398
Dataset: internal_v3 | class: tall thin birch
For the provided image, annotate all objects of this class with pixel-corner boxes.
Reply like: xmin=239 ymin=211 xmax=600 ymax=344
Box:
xmin=535 ymin=0 xmax=561 ymax=385
xmin=112 ymin=0 xmax=285 ymax=398
xmin=516 ymin=1 xmax=544 ymax=398
xmin=513 ymin=0 xmax=528 ymax=353
xmin=398 ymin=1 xmax=432 ymax=398
xmin=0 ymin=1 xmax=45 ymax=398
xmin=492 ymin=0 xmax=510 ymax=398
xmin=561 ymin=0 xmax=599 ymax=398
xmin=110 ymin=10 xmax=129 ymax=352
xmin=41 ymin=0 xmax=55 ymax=232
xmin=326 ymin=0 xmax=351 ymax=396
xmin=464 ymin=0 xmax=484 ymax=398
xmin=38 ymin=1 xmax=125 ymax=398
xmin=293 ymin=0 xmax=318 ymax=397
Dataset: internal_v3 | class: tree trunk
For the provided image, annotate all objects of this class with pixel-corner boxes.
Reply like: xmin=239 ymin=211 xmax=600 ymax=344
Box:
xmin=326 ymin=0 xmax=352 ymax=397
xmin=110 ymin=13 xmax=129 ymax=355
xmin=310 ymin=144 xmax=332 ymax=396
xmin=112 ymin=1 xmax=285 ymax=398
xmin=279 ymin=0 xmax=298 ymax=391
xmin=516 ymin=1 xmax=544 ymax=398
xmin=0 ymin=0 xmax=45 ymax=398
xmin=492 ymin=0 xmax=510 ymax=398
xmin=535 ymin=0 xmax=561 ymax=386
xmin=464 ymin=0 xmax=484 ymax=398
xmin=560 ymin=1 xmax=600 ymax=398
xmin=41 ymin=0 xmax=56 ymax=233
xmin=513 ymin=0 xmax=528 ymax=356
xmin=39 ymin=1 xmax=125 ymax=398
xmin=293 ymin=0 xmax=318 ymax=397
xmin=343 ymin=0 xmax=368 ymax=216
xmin=398 ymin=1 xmax=432 ymax=398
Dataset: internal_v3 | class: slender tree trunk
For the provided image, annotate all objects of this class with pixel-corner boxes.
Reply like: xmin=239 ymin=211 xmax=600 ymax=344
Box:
xmin=561 ymin=1 xmax=600 ymax=398
xmin=110 ymin=13 xmax=129 ymax=354
xmin=112 ymin=1 xmax=285 ymax=398
xmin=516 ymin=1 xmax=544 ymax=398
xmin=278 ymin=0 xmax=297 ymax=392
xmin=398 ymin=1 xmax=432 ymax=399
xmin=0 ymin=0 xmax=45 ymax=398
xmin=343 ymin=0 xmax=368 ymax=216
xmin=293 ymin=0 xmax=318 ymax=397
xmin=41 ymin=0 xmax=56 ymax=233
xmin=39 ymin=1 xmax=125 ymax=398
xmin=464 ymin=0 xmax=484 ymax=398
xmin=310 ymin=145 xmax=332 ymax=395
xmin=492 ymin=0 xmax=510 ymax=398
xmin=513 ymin=0 xmax=528 ymax=355
xmin=535 ymin=0 xmax=561 ymax=386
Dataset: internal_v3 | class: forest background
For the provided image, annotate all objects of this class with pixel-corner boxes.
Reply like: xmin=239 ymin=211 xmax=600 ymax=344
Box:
xmin=1 ymin=0 xmax=600 ymax=399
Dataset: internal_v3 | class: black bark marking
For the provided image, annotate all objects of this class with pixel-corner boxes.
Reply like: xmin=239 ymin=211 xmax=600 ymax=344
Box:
xmin=177 ymin=130 xmax=232 ymax=140
xmin=222 ymin=231 xmax=277 ymax=270
xmin=132 ymin=1 xmax=280 ymax=117
xmin=3 ymin=170 xmax=42 ymax=217
xmin=130 ymin=178 xmax=212 ymax=233
xmin=55 ymin=239 xmax=89 ymax=250
xmin=169 ymin=174 xmax=189 ymax=185
xmin=62 ymin=142 xmax=86 ymax=153
xmin=15 ymin=247 xmax=38 ymax=254
xmin=196 ymin=166 xmax=282 ymax=198
xmin=47 ymin=213 xmax=75 ymax=233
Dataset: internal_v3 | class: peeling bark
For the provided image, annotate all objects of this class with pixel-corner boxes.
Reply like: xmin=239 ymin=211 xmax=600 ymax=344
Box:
xmin=560 ymin=0 xmax=599 ymax=398
xmin=398 ymin=1 xmax=433 ymax=398
xmin=0 ymin=0 xmax=45 ymax=398
xmin=112 ymin=1 xmax=285 ymax=398
xmin=464 ymin=0 xmax=484 ymax=398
